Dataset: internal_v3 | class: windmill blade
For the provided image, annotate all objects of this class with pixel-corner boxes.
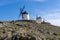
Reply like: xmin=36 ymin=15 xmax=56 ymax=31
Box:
xmin=19 ymin=9 xmax=21 ymax=17
xmin=19 ymin=6 xmax=25 ymax=16
xmin=19 ymin=5 xmax=25 ymax=19
xmin=21 ymin=6 xmax=25 ymax=12
xmin=19 ymin=8 xmax=22 ymax=18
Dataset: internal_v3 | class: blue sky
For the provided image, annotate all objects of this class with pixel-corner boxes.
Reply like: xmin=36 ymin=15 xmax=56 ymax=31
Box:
xmin=0 ymin=0 xmax=60 ymax=26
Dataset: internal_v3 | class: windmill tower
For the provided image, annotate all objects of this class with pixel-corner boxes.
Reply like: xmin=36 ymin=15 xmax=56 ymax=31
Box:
xmin=36 ymin=16 xmax=43 ymax=23
xmin=19 ymin=6 xmax=29 ymax=20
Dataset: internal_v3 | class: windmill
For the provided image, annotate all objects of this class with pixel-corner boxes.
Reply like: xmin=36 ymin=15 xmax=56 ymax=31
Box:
xmin=19 ymin=6 xmax=30 ymax=20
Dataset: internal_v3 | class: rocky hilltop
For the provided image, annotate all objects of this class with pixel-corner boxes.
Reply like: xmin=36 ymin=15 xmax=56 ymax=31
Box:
xmin=0 ymin=20 xmax=60 ymax=40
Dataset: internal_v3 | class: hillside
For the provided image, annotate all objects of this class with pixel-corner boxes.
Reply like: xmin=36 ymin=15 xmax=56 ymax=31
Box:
xmin=0 ymin=20 xmax=60 ymax=40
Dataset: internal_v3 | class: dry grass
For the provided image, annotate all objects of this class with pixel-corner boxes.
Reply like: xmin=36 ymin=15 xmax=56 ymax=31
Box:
xmin=0 ymin=20 xmax=60 ymax=40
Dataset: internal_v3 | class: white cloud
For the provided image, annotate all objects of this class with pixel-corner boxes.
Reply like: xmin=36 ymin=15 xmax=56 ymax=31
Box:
xmin=47 ymin=19 xmax=60 ymax=26
xmin=34 ymin=9 xmax=60 ymax=26
xmin=43 ymin=10 xmax=60 ymax=26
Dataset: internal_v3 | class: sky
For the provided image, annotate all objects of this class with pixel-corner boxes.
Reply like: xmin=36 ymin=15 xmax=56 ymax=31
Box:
xmin=0 ymin=0 xmax=60 ymax=26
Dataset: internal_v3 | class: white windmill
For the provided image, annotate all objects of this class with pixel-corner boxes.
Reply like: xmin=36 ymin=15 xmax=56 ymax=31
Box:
xmin=19 ymin=6 xmax=30 ymax=20
xmin=36 ymin=16 xmax=43 ymax=23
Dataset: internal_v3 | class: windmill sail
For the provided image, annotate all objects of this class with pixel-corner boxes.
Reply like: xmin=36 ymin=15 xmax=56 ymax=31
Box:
xmin=19 ymin=6 xmax=25 ymax=17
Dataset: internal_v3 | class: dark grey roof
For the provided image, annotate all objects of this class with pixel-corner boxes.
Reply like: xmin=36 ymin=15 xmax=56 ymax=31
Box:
xmin=22 ymin=11 xmax=28 ymax=14
xmin=36 ymin=16 xmax=42 ymax=19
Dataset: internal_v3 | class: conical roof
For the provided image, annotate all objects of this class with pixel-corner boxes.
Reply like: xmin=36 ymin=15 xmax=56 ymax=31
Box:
xmin=22 ymin=11 xmax=28 ymax=14
xmin=36 ymin=16 xmax=42 ymax=19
